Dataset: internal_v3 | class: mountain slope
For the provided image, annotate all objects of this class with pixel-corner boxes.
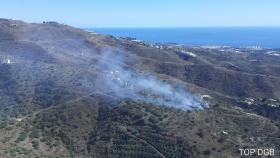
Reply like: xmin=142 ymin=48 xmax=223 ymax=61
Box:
xmin=0 ymin=19 xmax=280 ymax=158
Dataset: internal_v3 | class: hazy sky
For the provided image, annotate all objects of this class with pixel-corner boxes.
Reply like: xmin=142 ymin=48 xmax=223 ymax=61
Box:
xmin=0 ymin=0 xmax=280 ymax=27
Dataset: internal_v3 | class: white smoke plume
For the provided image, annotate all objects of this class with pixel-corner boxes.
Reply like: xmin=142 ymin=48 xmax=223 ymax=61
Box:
xmin=94 ymin=50 xmax=207 ymax=110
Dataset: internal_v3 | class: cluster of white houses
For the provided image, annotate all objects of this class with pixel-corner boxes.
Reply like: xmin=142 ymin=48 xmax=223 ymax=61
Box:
xmin=1 ymin=56 xmax=14 ymax=65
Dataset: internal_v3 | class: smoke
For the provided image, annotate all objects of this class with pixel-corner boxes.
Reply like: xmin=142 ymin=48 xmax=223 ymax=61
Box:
xmin=94 ymin=50 xmax=207 ymax=110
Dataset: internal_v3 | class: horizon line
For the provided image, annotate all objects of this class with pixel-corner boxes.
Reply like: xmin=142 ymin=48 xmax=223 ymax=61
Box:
xmin=83 ymin=26 xmax=280 ymax=29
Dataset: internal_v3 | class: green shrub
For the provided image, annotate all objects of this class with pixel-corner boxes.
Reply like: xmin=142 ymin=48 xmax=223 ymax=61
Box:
xmin=30 ymin=129 xmax=40 ymax=139
xmin=203 ymin=149 xmax=211 ymax=155
xmin=15 ymin=131 xmax=28 ymax=143
xmin=0 ymin=122 xmax=7 ymax=129
xmin=32 ymin=140 xmax=39 ymax=149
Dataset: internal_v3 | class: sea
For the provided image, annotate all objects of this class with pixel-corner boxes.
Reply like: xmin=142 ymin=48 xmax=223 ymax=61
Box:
xmin=86 ymin=27 xmax=280 ymax=49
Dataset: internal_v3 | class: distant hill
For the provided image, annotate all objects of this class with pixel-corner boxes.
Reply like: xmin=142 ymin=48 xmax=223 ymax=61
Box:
xmin=0 ymin=19 xmax=279 ymax=158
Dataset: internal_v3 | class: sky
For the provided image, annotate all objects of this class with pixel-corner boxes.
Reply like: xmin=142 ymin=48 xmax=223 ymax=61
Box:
xmin=0 ymin=0 xmax=280 ymax=27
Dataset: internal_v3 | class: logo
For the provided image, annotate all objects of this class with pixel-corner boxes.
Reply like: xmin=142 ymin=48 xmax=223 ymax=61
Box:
xmin=239 ymin=148 xmax=275 ymax=156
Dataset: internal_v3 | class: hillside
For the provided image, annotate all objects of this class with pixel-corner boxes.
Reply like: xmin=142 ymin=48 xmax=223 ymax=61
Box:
xmin=0 ymin=19 xmax=280 ymax=158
